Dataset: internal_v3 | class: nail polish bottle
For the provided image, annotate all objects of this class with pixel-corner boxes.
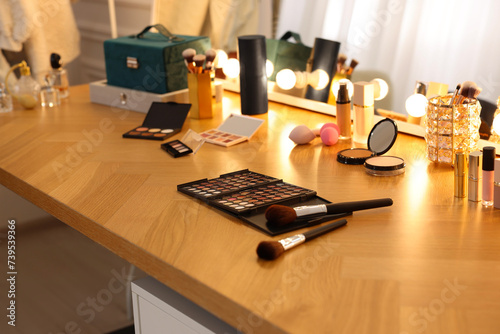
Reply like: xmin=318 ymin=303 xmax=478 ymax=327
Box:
xmin=336 ymin=83 xmax=351 ymax=139
xmin=482 ymin=146 xmax=496 ymax=207
xmin=352 ymin=81 xmax=374 ymax=144
xmin=494 ymin=158 xmax=500 ymax=209
xmin=468 ymin=151 xmax=482 ymax=202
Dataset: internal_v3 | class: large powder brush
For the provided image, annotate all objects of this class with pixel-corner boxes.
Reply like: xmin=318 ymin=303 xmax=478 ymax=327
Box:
xmin=265 ymin=198 xmax=393 ymax=227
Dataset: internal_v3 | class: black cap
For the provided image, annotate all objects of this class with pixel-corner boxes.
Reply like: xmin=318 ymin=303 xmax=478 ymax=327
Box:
xmin=482 ymin=146 xmax=496 ymax=171
xmin=50 ymin=53 xmax=62 ymax=69
xmin=337 ymin=83 xmax=350 ymax=103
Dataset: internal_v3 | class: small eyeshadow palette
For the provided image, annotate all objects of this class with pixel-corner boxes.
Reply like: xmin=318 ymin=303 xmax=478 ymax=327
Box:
xmin=161 ymin=140 xmax=193 ymax=157
xmin=177 ymin=169 xmax=347 ymax=235
xmin=123 ymin=101 xmax=191 ymax=141
xmin=200 ymin=114 xmax=264 ymax=147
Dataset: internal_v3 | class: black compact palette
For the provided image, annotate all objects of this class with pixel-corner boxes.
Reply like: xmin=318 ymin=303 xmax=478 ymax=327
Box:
xmin=123 ymin=101 xmax=191 ymax=140
xmin=177 ymin=169 xmax=351 ymax=235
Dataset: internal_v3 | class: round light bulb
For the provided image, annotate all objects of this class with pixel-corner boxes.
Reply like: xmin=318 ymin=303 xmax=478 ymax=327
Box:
xmin=308 ymin=69 xmax=330 ymax=90
xmin=276 ymin=69 xmax=296 ymax=90
xmin=492 ymin=114 xmax=500 ymax=135
xmin=331 ymin=78 xmax=353 ymax=99
xmin=266 ymin=60 xmax=274 ymax=78
xmin=405 ymin=93 xmax=428 ymax=117
xmin=371 ymin=78 xmax=389 ymax=100
xmin=214 ymin=49 xmax=228 ymax=69
xmin=222 ymin=58 xmax=240 ymax=79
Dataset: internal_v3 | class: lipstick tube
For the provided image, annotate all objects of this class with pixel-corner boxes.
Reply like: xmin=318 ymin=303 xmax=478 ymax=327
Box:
xmin=482 ymin=146 xmax=496 ymax=207
xmin=494 ymin=159 xmax=500 ymax=209
xmin=454 ymin=152 xmax=468 ymax=198
xmin=468 ymin=151 xmax=482 ymax=202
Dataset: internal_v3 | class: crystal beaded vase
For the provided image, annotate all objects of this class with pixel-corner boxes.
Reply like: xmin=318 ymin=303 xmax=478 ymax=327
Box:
xmin=425 ymin=94 xmax=481 ymax=165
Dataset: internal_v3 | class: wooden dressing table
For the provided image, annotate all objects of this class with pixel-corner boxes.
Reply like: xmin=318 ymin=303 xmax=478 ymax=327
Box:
xmin=1 ymin=85 xmax=499 ymax=333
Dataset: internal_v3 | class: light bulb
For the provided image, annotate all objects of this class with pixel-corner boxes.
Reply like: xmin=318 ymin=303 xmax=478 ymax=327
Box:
xmin=371 ymin=78 xmax=389 ymax=100
xmin=492 ymin=114 xmax=500 ymax=135
xmin=222 ymin=58 xmax=240 ymax=79
xmin=276 ymin=69 xmax=296 ymax=90
xmin=309 ymin=69 xmax=329 ymax=90
xmin=266 ymin=60 xmax=274 ymax=78
xmin=214 ymin=49 xmax=228 ymax=69
xmin=331 ymin=79 xmax=353 ymax=99
xmin=405 ymin=93 xmax=428 ymax=117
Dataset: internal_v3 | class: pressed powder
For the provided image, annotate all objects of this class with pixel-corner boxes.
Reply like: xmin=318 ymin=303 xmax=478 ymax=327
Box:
xmin=364 ymin=156 xmax=405 ymax=176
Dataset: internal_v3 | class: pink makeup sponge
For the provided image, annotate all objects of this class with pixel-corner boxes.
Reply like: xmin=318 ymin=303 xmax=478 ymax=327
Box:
xmin=289 ymin=125 xmax=316 ymax=144
xmin=320 ymin=127 xmax=339 ymax=146
xmin=320 ymin=122 xmax=340 ymax=135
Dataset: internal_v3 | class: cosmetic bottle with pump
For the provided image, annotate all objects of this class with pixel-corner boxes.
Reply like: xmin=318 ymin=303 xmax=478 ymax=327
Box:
xmin=336 ymin=83 xmax=351 ymax=139
xmin=482 ymin=146 xmax=496 ymax=207
xmin=50 ymin=53 xmax=69 ymax=99
xmin=5 ymin=61 xmax=40 ymax=109
xmin=352 ymin=81 xmax=374 ymax=144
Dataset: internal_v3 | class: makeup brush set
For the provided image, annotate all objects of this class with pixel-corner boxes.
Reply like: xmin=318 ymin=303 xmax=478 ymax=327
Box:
xmin=178 ymin=169 xmax=392 ymax=236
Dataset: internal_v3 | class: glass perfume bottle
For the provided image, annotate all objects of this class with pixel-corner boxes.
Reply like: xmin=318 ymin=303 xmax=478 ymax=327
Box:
xmin=40 ymin=75 xmax=60 ymax=107
xmin=5 ymin=61 xmax=40 ymax=109
xmin=50 ymin=53 xmax=69 ymax=99
xmin=0 ymin=83 xmax=13 ymax=113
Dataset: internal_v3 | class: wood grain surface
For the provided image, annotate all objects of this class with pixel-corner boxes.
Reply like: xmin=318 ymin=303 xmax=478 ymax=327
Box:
xmin=1 ymin=85 xmax=499 ymax=334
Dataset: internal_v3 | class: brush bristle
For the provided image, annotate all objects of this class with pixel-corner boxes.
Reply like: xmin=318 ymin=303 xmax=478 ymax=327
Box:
xmin=265 ymin=205 xmax=297 ymax=226
xmin=182 ymin=48 xmax=196 ymax=62
xmin=193 ymin=54 xmax=206 ymax=67
xmin=205 ymin=49 xmax=216 ymax=62
xmin=256 ymin=241 xmax=285 ymax=260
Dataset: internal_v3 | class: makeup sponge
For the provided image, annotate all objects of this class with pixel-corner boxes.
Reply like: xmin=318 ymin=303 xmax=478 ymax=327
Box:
xmin=320 ymin=122 xmax=340 ymax=135
xmin=320 ymin=126 xmax=339 ymax=146
xmin=289 ymin=125 xmax=316 ymax=144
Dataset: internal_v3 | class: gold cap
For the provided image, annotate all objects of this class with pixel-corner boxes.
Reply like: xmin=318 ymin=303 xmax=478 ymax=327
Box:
xmin=454 ymin=152 xmax=468 ymax=198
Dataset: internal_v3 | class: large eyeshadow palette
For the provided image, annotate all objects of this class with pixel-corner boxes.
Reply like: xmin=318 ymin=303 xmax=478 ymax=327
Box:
xmin=177 ymin=169 xmax=350 ymax=235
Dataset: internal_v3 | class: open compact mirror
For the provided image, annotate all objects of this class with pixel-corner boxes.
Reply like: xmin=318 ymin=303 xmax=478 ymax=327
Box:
xmin=337 ymin=118 xmax=405 ymax=176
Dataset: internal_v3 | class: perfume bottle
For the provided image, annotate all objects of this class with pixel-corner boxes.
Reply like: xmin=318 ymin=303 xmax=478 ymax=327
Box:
xmin=50 ymin=53 xmax=69 ymax=99
xmin=5 ymin=61 xmax=40 ymax=109
xmin=40 ymin=75 xmax=60 ymax=107
xmin=0 ymin=83 xmax=13 ymax=113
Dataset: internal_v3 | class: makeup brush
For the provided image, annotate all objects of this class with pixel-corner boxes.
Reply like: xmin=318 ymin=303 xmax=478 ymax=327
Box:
xmin=204 ymin=49 xmax=217 ymax=71
xmin=336 ymin=54 xmax=347 ymax=74
xmin=346 ymin=59 xmax=359 ymax=76
xmin=257 ymin=219 xmax=347 ymax=260
xmin=449 ymin=84 xmax=461 ymax=105
xmin=458 ymin=81 xmax=482 ymax=103
xmin=265 ymin=198 xmax=393 ymax=227
xmin=193 ymin=54 xmax=206 ymax=74
xmin=182 ymin=48 xmax=197 ymax=73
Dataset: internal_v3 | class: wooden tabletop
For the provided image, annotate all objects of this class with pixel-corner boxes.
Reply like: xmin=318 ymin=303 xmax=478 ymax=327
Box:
xmin=1 ymin=85 xmax=499 ymax=334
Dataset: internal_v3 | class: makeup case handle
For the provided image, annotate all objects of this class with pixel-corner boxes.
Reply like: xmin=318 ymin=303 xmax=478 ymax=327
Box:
xmin=134 ymin=24 xmax=184 ymax=42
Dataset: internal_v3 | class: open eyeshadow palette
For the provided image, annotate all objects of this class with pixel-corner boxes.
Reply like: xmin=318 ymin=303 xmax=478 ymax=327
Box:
xmin=177 ymin=169 xmax=351 ymax=235
xmin=123 ymin=101 xmax=191 ymax=140
xmin=200 ymin=114 xmax=264 ymax=147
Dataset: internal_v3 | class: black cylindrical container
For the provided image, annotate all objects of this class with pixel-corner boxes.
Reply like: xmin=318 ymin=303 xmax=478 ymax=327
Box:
xmin=305 ymin=38 xmax=341 ymax=103
xmin=238 ymin=35 xmax=268 ymax=115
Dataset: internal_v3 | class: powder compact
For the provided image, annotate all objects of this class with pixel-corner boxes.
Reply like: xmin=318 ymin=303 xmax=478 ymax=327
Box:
xmin=337 ymin=118 xmax=405 ymax=176
xmin=178 ymin=169 xmax=350 ymax=235
xmin=200 ymin=114 xmax=265 ymax=147
xmin=123 ymin=101 xmax=191 ymax=141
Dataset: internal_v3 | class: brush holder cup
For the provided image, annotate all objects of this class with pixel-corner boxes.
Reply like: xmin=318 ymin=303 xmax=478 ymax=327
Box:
xmin=187 ymin=72 xmax=213 ymax=119
xmin=425 ymin=95 xmax=481 ymax=165
xmin=238 ymin=35 xmax=268 ymax=115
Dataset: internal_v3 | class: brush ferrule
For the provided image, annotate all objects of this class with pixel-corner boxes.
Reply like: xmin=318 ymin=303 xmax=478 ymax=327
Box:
xmin=294 ymin=204 xmax=327 ymax=217
xmin=279 ymin=234 xmax=306 ymax=250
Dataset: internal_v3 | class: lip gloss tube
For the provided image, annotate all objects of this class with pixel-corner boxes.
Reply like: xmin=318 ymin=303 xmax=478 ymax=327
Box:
xmin=482 ymin=146 xmax=496 ymax=207
xmin=468 ymin=151 xmax=482 ymax=202
xmin=494 ymin=159 xmax=500 ymax=209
